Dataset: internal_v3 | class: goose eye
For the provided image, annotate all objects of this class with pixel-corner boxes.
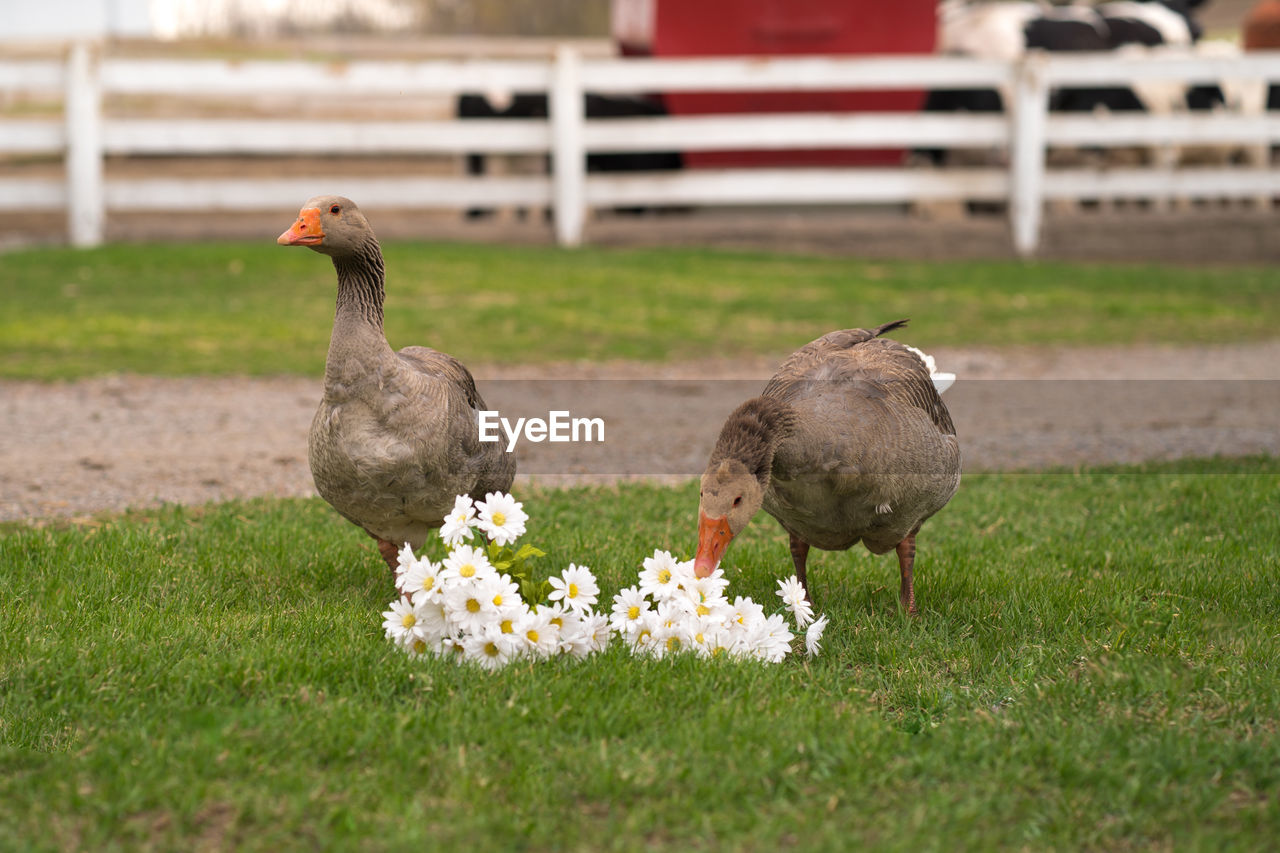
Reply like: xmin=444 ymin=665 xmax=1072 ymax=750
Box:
xmin=329 ymin=204 xmax=341 ymax=215
xmin=732 ymin=496 xmax=743 ymax=507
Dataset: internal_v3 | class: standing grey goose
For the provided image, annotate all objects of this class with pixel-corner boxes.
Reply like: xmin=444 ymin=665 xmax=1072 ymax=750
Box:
xmin=278 ymin=196 xmax=515 ymax=572
xmin=693 ymin=319 xmax=959 ymax=615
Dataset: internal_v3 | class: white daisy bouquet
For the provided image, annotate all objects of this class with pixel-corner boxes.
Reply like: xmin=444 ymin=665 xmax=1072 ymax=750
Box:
xmin=610 ymin=549 xmax=829 ymax=662
xmin=382 ymin=492 xmax=609 ymax=671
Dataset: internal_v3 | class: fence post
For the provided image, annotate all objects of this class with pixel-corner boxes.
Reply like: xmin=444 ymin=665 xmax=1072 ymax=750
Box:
xmin=1009 ymin=51 xmax=1049 ymax=258
xmin=65 ymin=41 xmax=104 ymax=248
xmin=550 ymin=45 xmax=586 ymax=247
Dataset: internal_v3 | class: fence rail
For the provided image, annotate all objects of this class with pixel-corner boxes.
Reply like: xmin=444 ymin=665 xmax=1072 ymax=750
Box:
xmin=2 ymin=43 xmax=1279 ymax=254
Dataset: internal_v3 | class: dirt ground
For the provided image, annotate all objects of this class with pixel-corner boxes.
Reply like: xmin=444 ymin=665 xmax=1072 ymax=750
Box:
xmin=3 ymin=342 xmax=1277 ymax=523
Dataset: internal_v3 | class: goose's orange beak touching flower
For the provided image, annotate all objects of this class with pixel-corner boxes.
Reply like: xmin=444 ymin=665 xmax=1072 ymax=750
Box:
xmin=277 ymin=207 xmax=324 ymax=246
xmin=694 ymin=511 xmax=732 ymax=578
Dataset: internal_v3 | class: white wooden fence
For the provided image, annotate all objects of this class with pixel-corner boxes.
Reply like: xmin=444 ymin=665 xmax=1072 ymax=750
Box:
xmin=3 ymin=42 xmax=1280 ymax=255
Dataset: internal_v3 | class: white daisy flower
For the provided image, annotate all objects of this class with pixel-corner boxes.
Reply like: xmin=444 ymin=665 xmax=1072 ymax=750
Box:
xmin=655 ymin=596 xmax=696 ymax=629
xmin=560 ymin=613 xmax=606 ymax=659
xmin=654 ymin=624 xmax=687 ymax=659
xmin=381 ymin=598 xmax=423 ymax=645
xmin=628 ymin=611 xmax=662 ymax=655
xmin=514 ymin=608 xmax=559 ymax=657
xmin=805 ymin=613 xmax=830 ymax=657
xmin=609 ymin=586 xmax=650 ymax=636
xmin=724 ymin=595 xmax=765 ymax=635
xmin=537 ymin=601 xmax=566 ymax=631
xmin=401 ymin=558 xmax=443 ymax=605
xmin=638 ymin=549 xmax=688 ymax=601
xmin=439 ymin=494 xmax=477 ymax=547
xmin=443 ymin=576 xmax=499 ymax=635
xmin=403 ymin=635 xmax=435 ymax=658
xmin=680 ymin=569 xmax=729 ymax=619
xmin=463 ymin=626 xmax=521 ymax=671
xmin=489 ymin=575 xmax=529 ymax=636
xmin=394 ymin=542 xmax=417 ymax=581
xmin=409 ymin=598 xmax=450 ymax=646
xmin=474 ymin=491 xmax=528 ymax=546
xmin=545 ymin=604 xmax=587 ymax=655
xmin=547 ymin=563 xmax=600 ymax=614
xmin=755 ymin=613 xmax=795 ymax=663
xmin=440 ymin=634 xmax=467 ymax=660
xmin=688 ymin=616 xmax=726 ymax=659
xmin=689 ymin=567 xmax=729 ymax=602
xmin=776 ymin=576 xmax=815 ymax=629
xmin=640 ymin=600 xmax=694 ymax=658
xmin=486 ymin=573 xmax=522 ymax=613
xmin=582 ymin=612 xmax=611 ymax=654
xmin=439 ymin=544 xmax=495 ymax=585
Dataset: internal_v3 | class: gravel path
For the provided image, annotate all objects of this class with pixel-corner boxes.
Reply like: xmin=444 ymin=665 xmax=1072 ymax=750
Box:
xmin=3 ymin=342 xmax=1278 ymax=522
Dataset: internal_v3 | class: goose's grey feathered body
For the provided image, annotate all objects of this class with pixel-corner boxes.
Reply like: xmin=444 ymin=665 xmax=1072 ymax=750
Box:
xmin=695 ymin=320 xmax=959 ymax=614
xmin=279 ymin=195 xmax=515 ymax=571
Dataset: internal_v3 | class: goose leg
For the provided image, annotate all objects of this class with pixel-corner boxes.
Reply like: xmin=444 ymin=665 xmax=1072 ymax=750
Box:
xmin=787 ymin=531 xmax=812 ymax=601
xmin=375 ymin=538 xmax=401 ymax=574
xmin=895 ymin=530 xmax=919 ymax=617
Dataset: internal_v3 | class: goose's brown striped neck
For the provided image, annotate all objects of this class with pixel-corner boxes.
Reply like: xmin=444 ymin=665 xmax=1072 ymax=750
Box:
xmin=332 ymin=236 xmax=386 ymax=329
xmin=708 ymin=395 xmax=796 ymax=485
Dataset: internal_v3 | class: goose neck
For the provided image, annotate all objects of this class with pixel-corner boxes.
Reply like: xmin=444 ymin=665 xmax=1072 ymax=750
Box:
xmin=332 ymin=239 xmax=386 ymax=329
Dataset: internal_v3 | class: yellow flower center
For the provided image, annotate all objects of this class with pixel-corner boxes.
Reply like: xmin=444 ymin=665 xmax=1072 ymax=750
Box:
xmin=568 ymin=583 xmax=579 ymax=599
xmin=401 ymin=613 xmax=416 ymax=628
xmin=551 ymin=617 xmax=564 ymax=629
xmin=627 ymin=605 xmax=640 ymax=620
xmin=666 ymin=636 xmax=681 ymax=652
xmin=484 ymin=642 xmax=500 ymax=658
xmin=466 ymin=599 xmax=481 ymax=613
xmin=526 ymin=629 xmax=540 ymax=643
xmin=411 ymin=639 xmax=427 ymax=654
xmin=696 ymin=604 xmax=710 ymax=617
xmin=492 ymin=511 xmax=507 ymax=526
xmin=695 ymin=632 xmax=705 ymax=644
xmin=500 ymin=619 xmax=514 ymax=634
xmin=422 ymin=576 xmax=434 ymax=592
xmin=657 ymin=569 xmax=671 ymax=584
xmin=459 ymin=564 xmax=475 ymax=578
xmin=638 ymin=629 xmax=651 ymax=642
xmin=493 ymin=594 xmax=504 ymax=606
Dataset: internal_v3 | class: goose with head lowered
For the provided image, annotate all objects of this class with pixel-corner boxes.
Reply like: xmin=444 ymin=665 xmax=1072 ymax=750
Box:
xmin=694 ymin=319 xmax=959 ymax=615
xmin=278 ymin=196 xmax=515 ymax=573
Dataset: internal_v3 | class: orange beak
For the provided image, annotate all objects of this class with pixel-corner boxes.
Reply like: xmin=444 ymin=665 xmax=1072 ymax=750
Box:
xmin=277 ymin=207 xmax=323 ymax=246
xmin=694 ymin=512 xmax=733 ymax=578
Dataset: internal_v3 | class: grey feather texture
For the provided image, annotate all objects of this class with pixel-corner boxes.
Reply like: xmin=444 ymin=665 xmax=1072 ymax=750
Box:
xmin=702 ymin=318 xmax=960 ymax=564
xmin=287 ymin=195 xmax=515 ymax=552
xmin=761 ymin=320 xmax=960 ymax=554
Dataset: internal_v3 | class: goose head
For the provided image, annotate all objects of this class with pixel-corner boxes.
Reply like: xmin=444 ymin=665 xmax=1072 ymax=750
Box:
xmin=277 ymin=195 xmax=373 ymax=257
xmin=694 ymin=458 xmax=765 ymax=577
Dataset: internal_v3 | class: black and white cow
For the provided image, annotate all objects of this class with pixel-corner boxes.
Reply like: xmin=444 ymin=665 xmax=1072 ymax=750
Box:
xmin=922 ymin=1 xmax=1112 ymax=164
xmin=922 ymin=0 xmax=1217 ymax=167
xmin=928 ymin=0 xmax=1213 ymax=116
xmin=1059 ymin=0 xmax=1220 ymax=114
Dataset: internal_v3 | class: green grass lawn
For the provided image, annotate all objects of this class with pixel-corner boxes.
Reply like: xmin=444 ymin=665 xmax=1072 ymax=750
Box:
xmin=3 ymin=458 xmax=1277 ymax=850
xmin=3 ymin=241 xmax=1279 ymax=379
